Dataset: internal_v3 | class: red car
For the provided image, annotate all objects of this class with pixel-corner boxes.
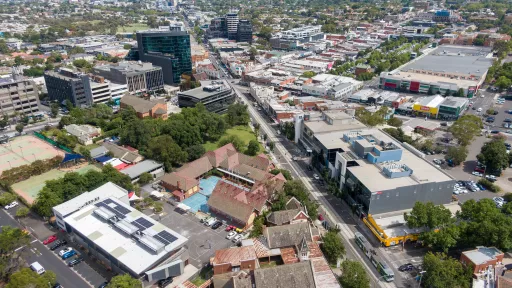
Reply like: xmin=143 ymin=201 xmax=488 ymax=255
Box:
xmin=225 ymin=225 xmax=236 ymax=232
xmin=43 ymin=235 xmax=57 ymax=245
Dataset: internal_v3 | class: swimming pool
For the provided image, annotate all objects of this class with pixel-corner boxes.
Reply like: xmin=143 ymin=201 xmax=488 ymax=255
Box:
xmin=181 ymin=176 xmax=221 ymax=213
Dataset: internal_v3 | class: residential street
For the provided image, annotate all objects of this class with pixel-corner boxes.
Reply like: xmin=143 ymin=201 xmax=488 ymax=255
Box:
xmin=0 ymin=209 xmax=92 ymax=288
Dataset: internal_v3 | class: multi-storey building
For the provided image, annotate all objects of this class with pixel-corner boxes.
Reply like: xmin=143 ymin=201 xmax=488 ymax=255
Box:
xmin=177 ymin=80 xmax=235 ymax=114
xmin=135 ymin=31 xmax=192 ymax=85
xmin=226 ymin=11 xmax=239 ymax=40
xmin=270 ymin=26 xmax=325 ymax=50
xmin=93 ymin=62 xmax=164 ymax=94
xmin=237 ymin=20 xmax=253 ymax=43
xmin=0 ymin=71 xmax=40 ymax=117
xmin=205 ymin=17 xmax=228 ymax=40
xmin=44 ymin=68 xmax=88 ymax=107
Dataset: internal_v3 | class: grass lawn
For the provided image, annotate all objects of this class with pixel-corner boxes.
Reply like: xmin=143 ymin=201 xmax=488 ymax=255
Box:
xmin=202 ymin=125 xmax=263 ymax=153
xmin=260 ymin=261 xmax=278 ymax=268
xmin=73 ymin=143 xmax=101 ymax=153
xmin=190 ymin=266 xmax=213 ymax=286
xmin=117 ymin=23 xmax=149 ymax=33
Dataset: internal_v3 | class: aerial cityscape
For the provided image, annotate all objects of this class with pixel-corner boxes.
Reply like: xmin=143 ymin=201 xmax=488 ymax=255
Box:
xmin=0 ymin=0 xmax=512 ymax=287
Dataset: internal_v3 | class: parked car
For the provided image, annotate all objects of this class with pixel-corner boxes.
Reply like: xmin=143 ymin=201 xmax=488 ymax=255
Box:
xmin=50 ymin=240 xmax=67 ymax=251
xmin=58 ymin=247 xmax=73 ymax=257
xmin=225 ymin=225 xmax=236 ymax=232
xmin=157 ymin=277 xmax=173 ymax=288
xmin=232 ymin=234 xmax=242 ymax=243
xmin=43 ymin=235 xmax=58 ymax=245
xmin=477 ymin=108 xmax=483 ymax=112
xmin=472 ymin=171 xmax=483 ymax=177
xmin=68 ymin=256 xmax=83 ymax=267
xmin=313 ymin=174 xmax=320 ymax=180
xmin=204 ymin=218 xmax=217 ymax=227
xmin=61 ymin=250 xmax=76 ymax=260
xmin=53 ymin=284 xmax=63 ymax=288
xmin=4 ymin=201 xmax=18 ymax=210
xmin=226 ymin=231 xmax=237 ymax=240
xmin=98 ymin=282 xmax=108 ymax=288
xmin=211 ymin=221 xmax=222 ymax=230
xmin=398 ymin=263 xmax=415 ymax=272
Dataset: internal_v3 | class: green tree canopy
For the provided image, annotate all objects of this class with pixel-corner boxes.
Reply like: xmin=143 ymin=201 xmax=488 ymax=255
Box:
xmin=387 ymin=117 xmax=402 ymax=127
xmin=339 ymin=260 xmax=370 ymax=288
xmin=245 ymin=139 xmax=260 ymax=156
xmin=226 ymin=103 xmax=250 ymax=127
xmin=0 ymin=226 xmax=32 ymax=282
xmin=422 ymin=252 xmax=472 ymax=288
xmin=218 ymin=134 xmax=245 ymax=152
xmin=143 ymin=135 xmax=188 ymax=172
xmin=107 ymin=274 xmax=141 ymax=288
xmin=15 ymin=124 xmax=24 ymax=133
xmin=321 ymin=230 xmax=345 ymax=264
xmin=138 ymin=172 xmax=153 ymax=185
xmin=185 ymin=144 xmax=206 ymax=162
xmin=449 ymin=115 xmax=483 ymax=146
xmin=476 ymin=139 xmax=509 ymax=173
xmin=301 ymin=71 xmax=317 ymax=78
xmin=445 ymin=146 xmax=468 ymax=166
xmin=6 ymin=268 xmax=57 ymax=288
xmin=495 ymin=76 xmax=512 ymax=91
xmin=270 ymin=168 xmax=293 ymax=181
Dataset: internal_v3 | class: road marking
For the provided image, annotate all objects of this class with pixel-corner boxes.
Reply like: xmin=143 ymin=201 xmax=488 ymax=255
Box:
xmin=14 ymin=245 xmax=25 ymax=252
xmin=31 ymin=239 xmax=38 ymax=243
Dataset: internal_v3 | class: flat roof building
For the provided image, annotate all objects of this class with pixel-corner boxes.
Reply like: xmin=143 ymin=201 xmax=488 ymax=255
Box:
xmin=52 ymin=182 xmax=129 ymax=231
xmin=319 ymin=128 xmax=455 ymax=215
xmin=177 ymin=80 xmax=235 ymax=114
xmin=61 ymin=193 xmax=188 ymax=277
xmin=0 ymin=72 xmax=40 ymax=117
xmin=380 ymin=45 xmax=493 ymax=97
xmin=93 ymin=61 xmax=164 ymax=94
xmin=438 ymin=96 xmax=469 ymax=120
xmin=121 ymin=160 xmax=164 ymax=182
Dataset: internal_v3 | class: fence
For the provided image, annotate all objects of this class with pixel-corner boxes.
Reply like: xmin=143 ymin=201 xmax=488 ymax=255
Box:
xmin=33 ymin=132 xmax=73 ymax=153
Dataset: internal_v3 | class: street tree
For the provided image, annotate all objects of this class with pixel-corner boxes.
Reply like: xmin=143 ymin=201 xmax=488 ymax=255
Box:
xmin=0 ymin=115 xmax=8 ymax=129
xmin=495 ymin=76 xmax=512 ymax=91
xmin=321 ymin=230 xmax=345 ymax=264
xmin=0 ymin=226 xmax=32 ymax=282
xmin=107 ymin=274 xmax=142 ymax=288
xmin=339 ymin=260 xmax=370 ymax=288
xmin=457 ymin=88 xmax=465 ymax=97
xmin=387 ymin=117 xmax=403 ymax=127
xmin=5 ymin=268 xmax=57 ymax=288
xmin=245 ymin=139 xmax=260 ymax=156
xmin=445 ymin=146 xmax=468 ymax=166
xmin=302 ymin=71 xmax=317 ymax=78
xmin=477 ymin=139 xmax=509 ymax=174
xmin=50 ymin=102 xmax=59 ymax=118
xmin=405 ymin=202 xmax=453 ymax=230
xmin=119 ymin=119 xmax=152 ymax=149
xmin=15 ymin=207 xmax=29 ymax=218
xmin=15 ymin=124 xmax=24 ymax=134
xmin=449 ymin=115 xmax=483 ymax=146
xmin=270 ymin=168 xmax=293 ymax=181
xmin=268 ymin=141 xmax=275 ymax=152
xmin=422 ymin=252 xmax=472 ymax=288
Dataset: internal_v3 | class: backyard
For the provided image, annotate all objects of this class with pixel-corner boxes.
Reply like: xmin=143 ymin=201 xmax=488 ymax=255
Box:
xmin=203 ymin=125 xmax=262 ymax=153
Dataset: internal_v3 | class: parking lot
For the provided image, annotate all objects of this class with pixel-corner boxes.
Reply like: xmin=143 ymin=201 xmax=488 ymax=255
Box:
xmin=153 ymin=202 xmax=237 ymax=267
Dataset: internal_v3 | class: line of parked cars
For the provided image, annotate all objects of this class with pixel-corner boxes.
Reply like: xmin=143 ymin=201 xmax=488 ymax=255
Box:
xmin=453 ymin=180 xmax=485 ymax=195
xmin=494 ymin=197 xmax=507 ymax=208
xmin=43 ymin=235 xmax=84 ymax=266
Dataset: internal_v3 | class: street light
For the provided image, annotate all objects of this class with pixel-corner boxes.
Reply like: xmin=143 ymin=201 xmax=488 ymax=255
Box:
xmin=417 ymin=271 xmax=426 ymax=288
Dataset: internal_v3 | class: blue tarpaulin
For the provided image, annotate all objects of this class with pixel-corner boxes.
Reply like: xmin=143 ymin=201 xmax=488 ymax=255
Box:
xmin=62 ymin=153 xmax=84 ymax=163
xmin=95 ymin=155 xmax=113 ymax=163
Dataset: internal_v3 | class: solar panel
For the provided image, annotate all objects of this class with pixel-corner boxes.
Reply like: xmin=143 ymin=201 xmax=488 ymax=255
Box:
xmin=96 ymin=199 xmax=131 ymax=216
xmin=153 ymin=231 xmax=177 ymax=245
xmin=131 ymin=221 xmax=145 ymax=231
xmin=95 ymin=202 xmax=126 ymax=219
xmin=134 ymin=218 xmax=154 ymax=229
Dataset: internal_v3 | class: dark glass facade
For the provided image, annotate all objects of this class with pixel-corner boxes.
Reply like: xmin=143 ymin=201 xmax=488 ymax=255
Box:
xmin=136 ymin=31 xmax=192 ymax=85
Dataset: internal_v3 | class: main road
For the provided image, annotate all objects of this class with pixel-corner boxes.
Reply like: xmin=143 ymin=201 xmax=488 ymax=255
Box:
xmin=0 ymin=210 xmax=91 ymax=288
xmin=227 ymin=80 xmax=399 ymax=288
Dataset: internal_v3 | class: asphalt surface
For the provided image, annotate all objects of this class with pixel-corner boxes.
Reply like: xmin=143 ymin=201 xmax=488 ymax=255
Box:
xmin=228 ymin=81 xmax=399 ymax=288
xmin=0 ymin=209 xmax=92 ymax=288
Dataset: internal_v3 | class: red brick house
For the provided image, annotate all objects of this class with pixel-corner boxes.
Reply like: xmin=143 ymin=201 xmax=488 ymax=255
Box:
xmin=460 ymin=246 xmax=504 ymax=277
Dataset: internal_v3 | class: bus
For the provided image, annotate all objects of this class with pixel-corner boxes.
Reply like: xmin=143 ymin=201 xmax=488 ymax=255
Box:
xmin=354 ymin=232 xmax=395 ymax=282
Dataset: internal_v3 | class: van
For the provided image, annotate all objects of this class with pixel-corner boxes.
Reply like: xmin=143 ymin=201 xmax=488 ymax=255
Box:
xmin=30 ymin=262 xmax=45 ymax=275
xmin=205 ymin=218 xmax=217 ymax=227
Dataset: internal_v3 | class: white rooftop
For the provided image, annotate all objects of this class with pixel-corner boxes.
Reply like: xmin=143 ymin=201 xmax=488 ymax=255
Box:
xmin=53 ymin=182 xmax=127 ymax=218
xmin=64 ymin=196 xmax=188 ymax=275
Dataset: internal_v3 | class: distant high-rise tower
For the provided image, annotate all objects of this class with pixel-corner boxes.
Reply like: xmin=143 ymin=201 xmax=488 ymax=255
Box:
xmin=226 ymin=11 xmax=239 ymax=40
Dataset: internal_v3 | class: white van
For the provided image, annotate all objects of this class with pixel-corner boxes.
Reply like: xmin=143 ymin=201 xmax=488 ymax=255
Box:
xmin=30 ymin=261 xmax=45 ymax=275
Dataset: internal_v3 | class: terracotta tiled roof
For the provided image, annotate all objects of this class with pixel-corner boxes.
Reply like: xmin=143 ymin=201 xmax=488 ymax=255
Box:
xmin=161 ymin=172 xmax=199 ymax=191
xmin=207 ymin=181 xmax=256 ymax=223
xmin=212 ymin=246 xmax=257 ymax=266
xmin=311 ymin=257 xmax=341 ymax=288
xmin=280 ymin=247 xmax=299 ymax=264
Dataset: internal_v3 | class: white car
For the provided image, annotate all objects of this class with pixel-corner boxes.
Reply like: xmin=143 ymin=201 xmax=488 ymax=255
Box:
xmin=226 ymin=231 xmax=237 ymax=240
xmin=232 ymin=234 xmax=242 ymax=243
xmin=493 ymin=197 xmax=505 ymax=204
xmin=58 ymin=247 xmax=72 ymax=257
xmin=313 ymin=174 xmax=320 ymax=180
xmin=471 ymin=171 xmax=482 ymax=177
xmin=477 ymin=108 xmax=482 ymax=112
xmin=4 ymin=201 xmax=18 ymax=210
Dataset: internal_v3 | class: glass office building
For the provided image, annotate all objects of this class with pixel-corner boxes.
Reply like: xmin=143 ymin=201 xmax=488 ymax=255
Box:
xmin=136 ymin=31 xmax=192 ymax=85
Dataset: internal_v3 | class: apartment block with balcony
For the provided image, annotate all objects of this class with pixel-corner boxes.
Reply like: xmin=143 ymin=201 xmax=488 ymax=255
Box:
xmin=0 ymin=74 xmax=40 ymax=117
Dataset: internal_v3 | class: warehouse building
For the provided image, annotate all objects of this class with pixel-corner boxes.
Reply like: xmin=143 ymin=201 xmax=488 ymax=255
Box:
xmin=58 ymin=184 xmax=188 ymax=278
xmin=379 ymin=45 xmax=493 ymax=98
xmin=320 ymin=129 xmax=455 ymax=215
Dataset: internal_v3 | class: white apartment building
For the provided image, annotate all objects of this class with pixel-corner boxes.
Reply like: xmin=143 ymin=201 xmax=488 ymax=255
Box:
xmin=302 ymin=74 xmax=363 ymax=100
xmin=250 ymin=82 xmax=274 ymax=106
